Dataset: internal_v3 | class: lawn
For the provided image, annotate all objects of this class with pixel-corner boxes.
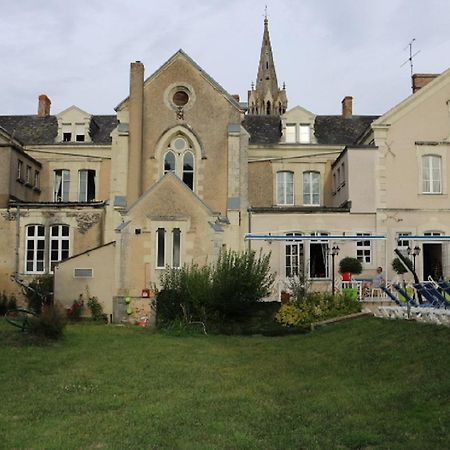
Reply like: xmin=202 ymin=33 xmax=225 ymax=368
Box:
xmin=0 ymin=317 xmax=449 ymax=450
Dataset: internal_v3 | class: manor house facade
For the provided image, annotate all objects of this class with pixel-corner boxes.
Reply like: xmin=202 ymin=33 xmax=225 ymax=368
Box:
xmin=1 ymin=18 xmax=450 ymax=320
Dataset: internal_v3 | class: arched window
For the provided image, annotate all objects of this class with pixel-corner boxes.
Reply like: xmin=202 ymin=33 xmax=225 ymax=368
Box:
xmin=303 ymin=171 xmax=320 ymax=206
xmin=276 ymin=171 xmax=294 ymax=205
xmin=164 ymin=151 xmax=175 ymax=174
xmin=162 ymin=136 xmax=196 ymax=191
xmin=422 ymin=155 xmax=442 ymax=193
xmin=182 ymin=152 xmax=194 ymax=190
xmin=266 ymin=101 xmax=271 ymax=115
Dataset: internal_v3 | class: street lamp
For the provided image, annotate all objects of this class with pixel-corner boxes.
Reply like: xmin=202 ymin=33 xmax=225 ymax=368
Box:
xmin=407 ymin=245 xmax=421 ymax=272
xmin=329 ymin=245 xmax=340 ymax=296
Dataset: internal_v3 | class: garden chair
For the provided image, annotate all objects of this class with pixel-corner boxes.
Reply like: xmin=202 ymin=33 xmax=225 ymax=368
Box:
xmin=392 ymin=283 xmax=419 ymax=307
xmin=413 ymin=283 xmax=447 ymax=308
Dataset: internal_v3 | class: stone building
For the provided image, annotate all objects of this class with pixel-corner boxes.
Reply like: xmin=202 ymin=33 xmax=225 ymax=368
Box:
xmin=1 ymin=19 xmax=449 ymax=321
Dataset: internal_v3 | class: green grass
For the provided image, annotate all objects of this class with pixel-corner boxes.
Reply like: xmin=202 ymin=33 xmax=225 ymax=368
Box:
xmin=0 ymin=318 xmax=449 ymax=450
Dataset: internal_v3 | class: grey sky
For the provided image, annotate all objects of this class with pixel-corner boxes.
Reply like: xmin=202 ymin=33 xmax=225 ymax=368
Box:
xmin=1 ymin=0 xmax=449 ymax=116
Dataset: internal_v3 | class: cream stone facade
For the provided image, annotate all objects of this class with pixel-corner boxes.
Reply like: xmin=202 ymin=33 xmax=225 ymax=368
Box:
xmin=1 ymin=19 xmax=450 ymax=321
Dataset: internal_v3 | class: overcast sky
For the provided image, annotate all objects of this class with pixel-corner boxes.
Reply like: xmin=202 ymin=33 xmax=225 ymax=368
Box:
xmin=1 ymin=0 xmax=450 ymax=116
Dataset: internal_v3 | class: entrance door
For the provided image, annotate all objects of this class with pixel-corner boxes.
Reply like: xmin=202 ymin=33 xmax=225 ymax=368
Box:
xmin=423 ymin=243 xmax=443 ymax=280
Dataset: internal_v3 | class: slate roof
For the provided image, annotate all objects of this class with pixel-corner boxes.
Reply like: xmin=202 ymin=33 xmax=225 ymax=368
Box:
xmin=0 ymin=115 xmax=117 ymax=145
xmin=243 ymin=114 xmax=379 ymax=146
xmin=314 ymin=115 xmax=378 ymax=145
xmin=242 ymin=115 xmax=281 ymax=144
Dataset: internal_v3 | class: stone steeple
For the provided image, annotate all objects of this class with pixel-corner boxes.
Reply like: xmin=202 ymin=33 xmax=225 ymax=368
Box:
xmin=248 ymin=16 xmax=287 ymax=116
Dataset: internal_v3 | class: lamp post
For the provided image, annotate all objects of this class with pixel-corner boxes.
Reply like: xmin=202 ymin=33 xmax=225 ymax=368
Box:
xmin=329 ymin=245 xmax=340 ymax=296
xmin=407 ymin=245 xmax=421 ymax=272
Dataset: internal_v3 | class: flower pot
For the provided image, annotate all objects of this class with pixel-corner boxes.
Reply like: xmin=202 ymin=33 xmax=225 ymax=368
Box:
xmin=341 ymin=272 xmax=351 ymax=281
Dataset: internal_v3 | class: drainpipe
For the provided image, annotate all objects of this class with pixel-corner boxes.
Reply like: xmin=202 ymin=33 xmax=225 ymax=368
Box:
xmin=247 ymin=207 xmax=252 ymax=251
xmin=15 ymin=205 xmax=20 ymax=275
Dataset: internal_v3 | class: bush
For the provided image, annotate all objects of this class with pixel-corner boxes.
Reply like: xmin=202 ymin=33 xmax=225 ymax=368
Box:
xmin=210 ymin=250 xmax=274 ymax=319
xmin=157 ymin=263 xmax=212 ymax=325
xmin=339 ymin=257 xmax=362 ymax=275
xmin=156 ymin=250 xmax=274 ymax=327
xmin=67 ymin=298 xmax=84 ymax=321
xmin=392 ymin=256 xmax=413 ymax=275
xmin=0 ymin=292 xmax=18 ymax=316
xmin=275 ymin=291 xmax=361 ymax=327
xmin=28 ymin=304 xmax=66 ymax=340
xmin=25 ymin=275 xmax=53 ymax=314
xmin=87 ymin=296 xmax=107 ymax=322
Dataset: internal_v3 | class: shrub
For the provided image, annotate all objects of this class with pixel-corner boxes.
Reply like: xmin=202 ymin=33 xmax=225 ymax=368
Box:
xmin=87 ymin=296 xmax=107 ymax=322
xmin=28 ymin=304 xmax=66 ymax=340
xmin=157 ymin=263 xmax=212 ymax=325
xmin=156 ymin=250 xmax=274 ymax=327
xmin=210 ymin=250 xmax=274 ymax=319
xmin=275 ymin=291 xmax=361 ymax=327
xmin=67 ymin=298 xmax=84 ymax=321
xmin=392 ymin=256 xmax=413 ymax=275
xmin=25 ymin=275 xmax=54 ymax=314
xmin=287 ymin=273 xmax=310 ymax=300
xmin=0 ymin=292 xmax=18 ymax=316
xmin=339 ymin=257 xmax=362 ymax=275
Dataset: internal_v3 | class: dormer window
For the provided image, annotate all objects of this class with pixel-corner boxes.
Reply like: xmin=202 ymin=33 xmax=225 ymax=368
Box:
xmin=284 ymin=123 xmax=311 ymax=143
xmin=56 ymin=107 xmax=92 ymax=144
xmin=299 ymin=124 xmax=311 ymax=143
xmin=75 ymin=124 xmax=85 ymax=142
xmin=62 ymin=124 xmax=72 ymax=142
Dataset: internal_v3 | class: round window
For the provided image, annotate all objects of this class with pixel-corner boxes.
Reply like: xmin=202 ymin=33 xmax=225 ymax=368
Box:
xmin=173 ymin=90 xmax=189 ymax=107
xmin=173 ymin=137 xmax=186 ymax=151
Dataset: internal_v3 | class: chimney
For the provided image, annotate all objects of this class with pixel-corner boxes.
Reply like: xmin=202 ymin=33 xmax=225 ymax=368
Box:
xmin=412 ymin=73 xmax=439 ymax=93
xmin=342 ymin=96 xmax=353 ymax=119
xmin=38 ymin=94 xmax=51 ymax=117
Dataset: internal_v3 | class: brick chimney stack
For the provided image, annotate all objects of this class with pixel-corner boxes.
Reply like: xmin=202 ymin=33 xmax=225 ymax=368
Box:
xmin=412 ymin=74 xmax=439 ymax=93
xmin=38 ymin=94 xmax=51 ymax=117
xmin=342 ymin=96 xmax=353 ymax=119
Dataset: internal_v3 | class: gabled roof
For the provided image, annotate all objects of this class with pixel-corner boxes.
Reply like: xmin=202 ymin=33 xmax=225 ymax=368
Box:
xmin=0 ymin=114 xmax=116 ymax=145
xmin=126 ymin=172 xmax=217 ymax=217
xmin=115 ymin=49 xmax=242 ymax=112
xmin=57 ymin=105 xmax=91 ymax=117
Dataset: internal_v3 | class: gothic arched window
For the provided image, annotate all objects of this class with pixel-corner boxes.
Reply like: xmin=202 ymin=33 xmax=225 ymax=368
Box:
xmin=182 ymin=151 xmax=194 ymax=190
xmin=164 ymin=151 xmax=176 ymax=174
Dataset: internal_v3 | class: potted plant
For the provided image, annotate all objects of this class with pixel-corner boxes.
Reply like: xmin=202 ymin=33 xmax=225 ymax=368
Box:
xmin=339 ymin=257 xmax=363 ymax=281
xmin=392 ymin=256 xmax=413 ymax=299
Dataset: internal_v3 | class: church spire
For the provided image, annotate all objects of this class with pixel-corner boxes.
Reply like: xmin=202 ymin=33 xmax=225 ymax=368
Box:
xmin=248 ymin=14 xmax=287 ymax=116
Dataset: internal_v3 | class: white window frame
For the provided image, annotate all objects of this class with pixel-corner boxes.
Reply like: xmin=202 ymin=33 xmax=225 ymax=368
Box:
xmin=309 ymin=232 xmax=329 ymax=279
xmin=78 ymin=169 xmax=96 ymax=202
xmin=299 ymin=124 xmax=311 ymax=143
xmin=303 ymin=171 xmax=320 ymax=206
xmin=276 ymin=171 xmax=294 ymax=205
xmin=422 ymin=155 xmax=442 ymax=194
xmin=182 ymin=151 xmax=195 ymax=190
xmin=396 ymin=232 xmax=412 ymax=257
xmin=49 ymin=224 xmax=70 ymax=273
xmin=54 ymin=169 xmax=70 ymax=202
xmin=285 ymin=232 xmax=303 ymax=278
xmin=162 ymin=137 xmax=196 ymax=191
xmin=356 ymin=232 xmax=371 ymax=264
xmin=285 ymin=124 xmax=296 ymax=143
xmin=25 ymin=224 xmax=46 ymax=274
xmin=156 ymin=227 xmax=182 ymax=269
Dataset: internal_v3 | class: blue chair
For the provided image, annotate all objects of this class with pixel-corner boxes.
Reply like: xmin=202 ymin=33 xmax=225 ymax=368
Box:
xmin=392 ymin=283 xmax=419 ymax=307
xmin=422 ymin=283 xmax=450 ymax=308
xmin=412 ymin=283 xmax=442 ymax=308
xmin=381 ymin=286 xmax=404 ymax=307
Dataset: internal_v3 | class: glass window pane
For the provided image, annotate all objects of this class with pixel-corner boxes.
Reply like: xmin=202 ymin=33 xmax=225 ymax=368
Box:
xmin=157 ymin=228 xmax=165 ymax=267
xmin=164 ymin=152 xmax=175 ymax=173
xmin=172 ymin=228 xmax=181 ymax=268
